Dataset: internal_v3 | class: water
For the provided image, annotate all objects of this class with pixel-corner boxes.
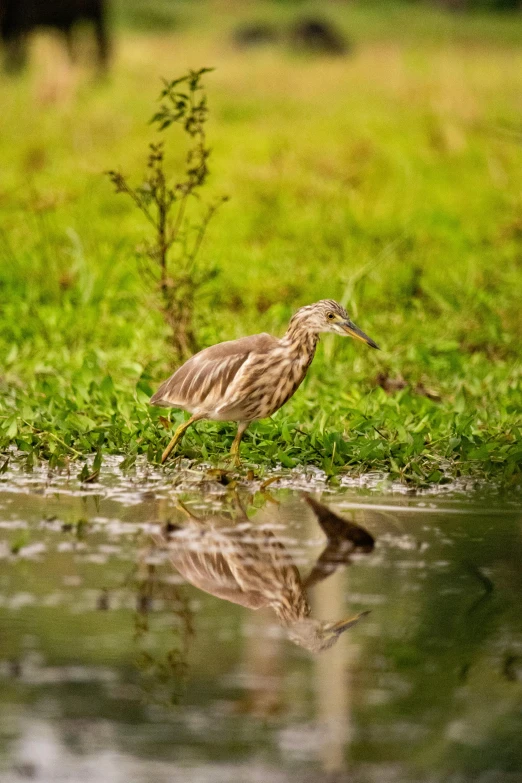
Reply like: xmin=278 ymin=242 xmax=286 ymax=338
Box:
xmin=1 ymin=459 xmax=521 ymax=783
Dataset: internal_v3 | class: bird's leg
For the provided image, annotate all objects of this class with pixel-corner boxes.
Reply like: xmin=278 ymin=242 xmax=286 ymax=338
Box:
xmin=161 ymin=414 xmax=201 ymax=464
xmin=230 ymin=422 xmax=250 ymax=467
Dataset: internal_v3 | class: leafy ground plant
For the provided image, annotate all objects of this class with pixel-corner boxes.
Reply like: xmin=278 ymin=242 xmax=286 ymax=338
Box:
xmin=107 ymin=67 xmax=227 ymax=359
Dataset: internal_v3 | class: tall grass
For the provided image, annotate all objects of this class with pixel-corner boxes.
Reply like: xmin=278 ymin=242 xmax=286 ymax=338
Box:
xmin=0 ymin=2 xmax=521 ymax=482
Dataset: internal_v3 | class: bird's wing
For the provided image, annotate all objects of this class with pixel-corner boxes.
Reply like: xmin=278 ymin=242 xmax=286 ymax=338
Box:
xmin=226 ymin=529 xmax=309 ymax=621
xmin=169 ymin=544 xmax=269 ymax=610
xmin=150 ymin=333 xmax=277 ymax=411
xmin=163 ymin=526 xmax=275 ymax=611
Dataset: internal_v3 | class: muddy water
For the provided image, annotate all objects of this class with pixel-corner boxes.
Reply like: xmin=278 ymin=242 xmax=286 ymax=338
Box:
xmin=0 ymin=460 xmax=521 ymax=783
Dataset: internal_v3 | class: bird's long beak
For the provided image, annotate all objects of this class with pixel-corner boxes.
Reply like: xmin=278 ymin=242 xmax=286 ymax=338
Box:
xmin=341 ymin=319 xmax=380 ymax=349
xmin=328 ymin=610 xmax=371 ymax=636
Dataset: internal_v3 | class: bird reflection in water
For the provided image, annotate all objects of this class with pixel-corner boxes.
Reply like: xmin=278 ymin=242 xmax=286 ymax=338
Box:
xmin=156 ymin=493 xmax=375 ymax=653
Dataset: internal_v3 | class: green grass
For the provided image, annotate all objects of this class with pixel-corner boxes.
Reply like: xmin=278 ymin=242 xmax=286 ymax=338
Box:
xmin=1 ymin=1 xmax=522 ymax=485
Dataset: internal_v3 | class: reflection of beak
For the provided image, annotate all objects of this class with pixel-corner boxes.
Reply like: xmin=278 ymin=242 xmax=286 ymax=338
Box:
xmin=341 ymin=319 xmax=380 ymax=350
xmin=328 ymin=610 xmax=371 ymax=636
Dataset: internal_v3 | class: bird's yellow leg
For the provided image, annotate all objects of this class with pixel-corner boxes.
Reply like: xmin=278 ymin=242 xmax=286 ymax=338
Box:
xmin=161 ymin=414 xmax=201 ymax=464
xmin=230 ymin=422 xmax=250 ymax=467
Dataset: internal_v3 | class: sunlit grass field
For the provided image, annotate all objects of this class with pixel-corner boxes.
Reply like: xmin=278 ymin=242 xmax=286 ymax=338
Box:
xmin=1 ymin=1 xmax=522 ymax=483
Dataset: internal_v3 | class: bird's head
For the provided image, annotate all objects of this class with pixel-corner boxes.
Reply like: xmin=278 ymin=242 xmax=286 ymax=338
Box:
xmin=290 ymin=300 xmax=379 ymax=349
xmin=287 ymin=611 xmax=370 ymax=653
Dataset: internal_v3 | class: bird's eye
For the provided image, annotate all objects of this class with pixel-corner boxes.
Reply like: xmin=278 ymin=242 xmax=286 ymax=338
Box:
xmin=327 ymin=312 xmax=335 ymax=320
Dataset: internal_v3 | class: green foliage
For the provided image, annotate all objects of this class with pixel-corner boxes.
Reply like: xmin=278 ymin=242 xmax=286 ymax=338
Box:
xmin=1 ymin=3 xmax=522 ymax=485
xmin=1 ymin=346 xmax=520 ymax=484
xmin=107 ymin=68 xmax=227 ymax=359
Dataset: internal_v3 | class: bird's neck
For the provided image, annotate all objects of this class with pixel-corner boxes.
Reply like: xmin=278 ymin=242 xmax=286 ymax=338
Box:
xmin=280 ymin=321 xmax=319 ymax=360
xmin=272 ymin=588 xmax=310 ymax=626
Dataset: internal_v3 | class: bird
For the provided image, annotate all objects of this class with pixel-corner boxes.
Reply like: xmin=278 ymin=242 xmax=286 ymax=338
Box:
xmin=155 ymin=495 xmax=373 ymax=653
xmin=303 ymin=494 xmax=375 ymax=589
xmin=150 ymin=299 xmax=379 ymax=465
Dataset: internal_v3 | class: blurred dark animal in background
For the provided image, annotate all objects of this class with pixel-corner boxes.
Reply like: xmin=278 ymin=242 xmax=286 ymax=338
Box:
xmin=289 ymin=17 xmax=349 ymax=56
xmin=233 ymin=21 xmax=278 ymax=49
xmin=0 ymin=0 xmax=110 ymax=73
xmin=233 ymin=16 xmax=349 ymax=57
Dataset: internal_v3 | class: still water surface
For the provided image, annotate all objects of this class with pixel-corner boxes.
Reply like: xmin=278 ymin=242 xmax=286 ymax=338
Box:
xmin=0 ymin=461 xmax=521 ymax=782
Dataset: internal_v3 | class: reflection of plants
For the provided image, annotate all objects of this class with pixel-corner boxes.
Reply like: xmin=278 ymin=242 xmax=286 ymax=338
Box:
xmin=60 ymin=516 xmax=90 ymax=541
xmin=133 ymin=563 xmax=194 ymax=707
xmin=372 ymin=511 xmax=522 ymax=777
xmin=10 ymin=529 xmax=30 ymax=555
xmin=107 ymin=68 xmax=227 ymax=359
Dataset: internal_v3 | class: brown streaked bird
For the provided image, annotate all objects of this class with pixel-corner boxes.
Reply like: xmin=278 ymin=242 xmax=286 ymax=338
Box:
xmin=150 ymin=299 xmax=379 ymax=465
xmin=155 ymin=495 xmax=373 ymax=653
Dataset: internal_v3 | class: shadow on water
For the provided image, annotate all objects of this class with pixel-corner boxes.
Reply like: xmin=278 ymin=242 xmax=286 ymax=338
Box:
xmin=0 ymin=460 xmax=521 ymax=782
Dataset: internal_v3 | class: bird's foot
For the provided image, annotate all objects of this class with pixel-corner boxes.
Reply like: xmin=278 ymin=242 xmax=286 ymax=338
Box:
xmin=226 ymin=448 xmax=242 ymax=468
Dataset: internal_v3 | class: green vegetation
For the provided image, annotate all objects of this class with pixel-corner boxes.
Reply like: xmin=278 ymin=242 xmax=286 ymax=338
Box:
xmin=107 ymin=67 xmax=228 ymax=359
xmin=1 ymin=1 xmax=522 ymax=484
